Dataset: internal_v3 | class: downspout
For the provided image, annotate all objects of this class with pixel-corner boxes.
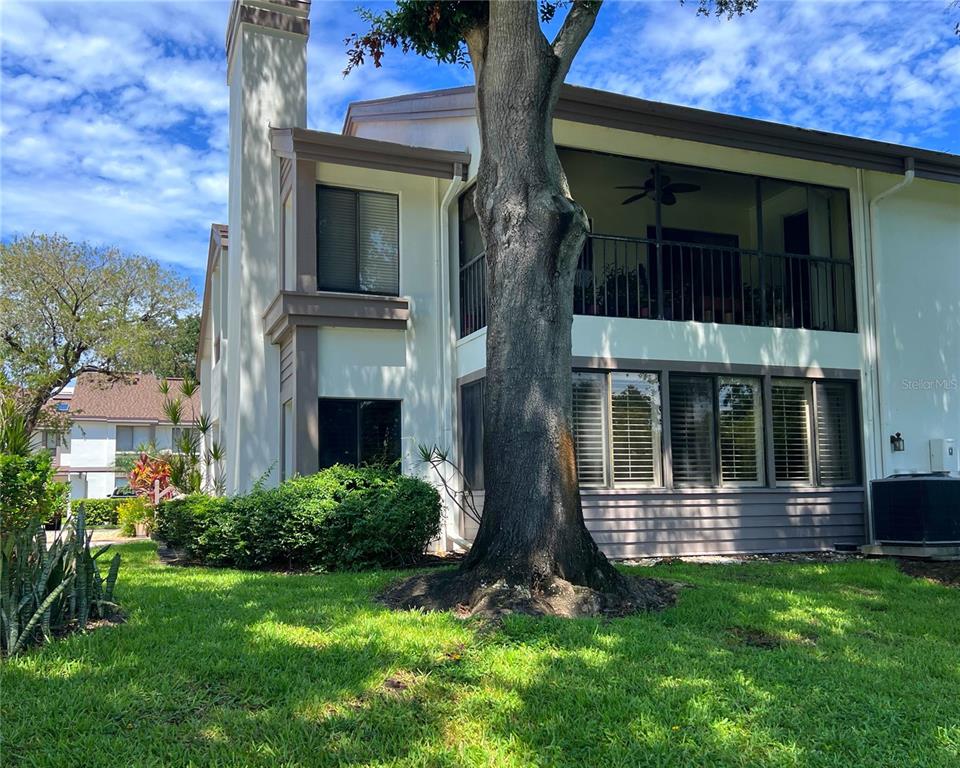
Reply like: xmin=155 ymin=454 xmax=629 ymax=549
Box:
xmin=437 ymin=168 xmax=466 ymax=551
xmin=866 ymin=157 xmax=915 ymax=482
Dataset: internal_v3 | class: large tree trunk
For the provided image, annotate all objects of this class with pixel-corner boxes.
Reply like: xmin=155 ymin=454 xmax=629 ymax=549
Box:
xmin=461 ymin=1 xmax=621 ymax=594
xmin=382 ymin=1 xmax=676 ymax=617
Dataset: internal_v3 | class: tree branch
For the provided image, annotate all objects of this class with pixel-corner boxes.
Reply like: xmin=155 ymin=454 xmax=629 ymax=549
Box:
xmin=551 ymin=0 xmax=602 ymax=83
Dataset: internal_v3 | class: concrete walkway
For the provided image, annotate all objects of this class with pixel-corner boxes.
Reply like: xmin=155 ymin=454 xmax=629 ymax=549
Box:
xmin=45 ymin=528 xmax=146 ymax=547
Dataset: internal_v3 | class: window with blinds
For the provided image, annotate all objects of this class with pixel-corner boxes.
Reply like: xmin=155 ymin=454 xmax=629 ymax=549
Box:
xmin=717 ymin=377 xmax=764 ymax=486
xmin=814 ymin=382 xmax=858 ymax=485
xmin=771 ymin=379 xmax=812 ymax=484
xmin=610 ymin=372 xmax=661 ymax=485
xmin=572 ymin=372 xmax=608 ymax=486
xmin=669 ymin=376 xmax=716 ymax=486
xmin=317 ymin=186 xmax=399 ymax=295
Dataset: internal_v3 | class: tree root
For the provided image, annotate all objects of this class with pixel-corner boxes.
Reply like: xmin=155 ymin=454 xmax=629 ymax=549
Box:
xmin=378 ymin=568 xmax=679 ymax=619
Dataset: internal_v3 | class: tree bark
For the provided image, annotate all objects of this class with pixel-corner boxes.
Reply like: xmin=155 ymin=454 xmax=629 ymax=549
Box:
xmin=459 ymin=0 xmax=624 ymax=594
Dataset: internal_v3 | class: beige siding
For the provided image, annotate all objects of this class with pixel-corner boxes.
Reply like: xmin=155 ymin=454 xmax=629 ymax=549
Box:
xmin=462 ymin=488 xmax=865 ymax=558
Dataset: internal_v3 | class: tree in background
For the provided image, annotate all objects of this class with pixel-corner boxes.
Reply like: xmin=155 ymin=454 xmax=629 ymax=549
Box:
xmin=348 ymin=0 xmax=756 ymax=617
xmin=142 ymin=313 xmax=201 ymax=380
xmin=0 ymin=234 xmax=197 ymax=433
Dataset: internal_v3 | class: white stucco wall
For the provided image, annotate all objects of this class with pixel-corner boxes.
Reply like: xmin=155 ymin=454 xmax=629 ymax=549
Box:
xmin=225 ymin=23 xmax=306 ymax=493
xmin=865 ymin=174 xmax=960 ymax=476
xmin=313 ymin=163 xmax=448 ymax=479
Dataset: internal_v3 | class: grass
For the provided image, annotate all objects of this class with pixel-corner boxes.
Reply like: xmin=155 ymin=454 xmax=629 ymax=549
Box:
xmin=3 ymin=543 xmax=959 ymax=768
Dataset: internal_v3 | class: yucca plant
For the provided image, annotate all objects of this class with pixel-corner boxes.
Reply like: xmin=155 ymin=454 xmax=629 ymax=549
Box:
xmin=1 ymin=502 xmax=122 ymax=657
xmin=158 ymin=378 xmax=224 ymax=495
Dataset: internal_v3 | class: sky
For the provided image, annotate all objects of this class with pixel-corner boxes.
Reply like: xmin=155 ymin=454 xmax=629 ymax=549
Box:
xmin=1 ymin=0 xmax=958 ymax=301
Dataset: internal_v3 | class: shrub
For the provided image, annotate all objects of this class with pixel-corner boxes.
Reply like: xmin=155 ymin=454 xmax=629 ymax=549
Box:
xmin=71 ymin=498 xmax=122 ymax=527
xmin=0 ymin=456 xmax=120 ymax=656
xmin=154 ymin=494 xmax=228 ymax=559
xmin=152 ymin=465 xmax=442 ymax=571
xmin=117 ymin=497 xmax=154 ymax=537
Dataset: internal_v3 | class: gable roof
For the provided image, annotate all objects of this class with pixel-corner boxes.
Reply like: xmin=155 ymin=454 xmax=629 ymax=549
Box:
xmin=68 ymin=372 xmax=200 ymax=424
xmin=344 ymin=84 xmax=960 ymax=185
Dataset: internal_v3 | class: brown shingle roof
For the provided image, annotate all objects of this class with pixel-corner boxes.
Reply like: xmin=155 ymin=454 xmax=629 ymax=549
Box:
xmin=68 ymin=372 xmax=201 ymax=424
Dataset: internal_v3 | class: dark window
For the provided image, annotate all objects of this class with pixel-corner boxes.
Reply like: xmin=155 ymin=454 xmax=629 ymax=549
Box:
xmin=317 ymin=186 xmax=399 ymax=295
xmin=669 ymin=375 xmax=716 ymax=486
xmin=460 ymin=379 xmax=484 ymax=489
xmin=318 ymin=398 xmax=400 ymax=469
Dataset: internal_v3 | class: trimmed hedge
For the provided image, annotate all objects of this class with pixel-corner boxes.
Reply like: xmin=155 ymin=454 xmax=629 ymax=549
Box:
xmin=154 ymin=465 xmax=442 ymax=571
xmin=71 ymin=498 xmax=122 ymax=527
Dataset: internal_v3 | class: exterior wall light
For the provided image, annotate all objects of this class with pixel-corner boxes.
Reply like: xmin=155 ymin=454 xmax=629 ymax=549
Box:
xmin=890 ymin=432 xmax=905 ymax=452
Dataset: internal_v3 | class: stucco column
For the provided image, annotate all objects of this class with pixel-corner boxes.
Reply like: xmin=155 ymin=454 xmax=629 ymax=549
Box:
xmin=291 ymin=325 xmax=319 ymax=476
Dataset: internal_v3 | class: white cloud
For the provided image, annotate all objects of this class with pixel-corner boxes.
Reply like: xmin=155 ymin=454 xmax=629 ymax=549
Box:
xmin=1 ymin=0 xmax=956 ymax=297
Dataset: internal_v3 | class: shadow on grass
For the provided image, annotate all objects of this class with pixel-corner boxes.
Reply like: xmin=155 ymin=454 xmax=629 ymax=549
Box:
xmin=3 ymin=544 xmax=959 ymax=767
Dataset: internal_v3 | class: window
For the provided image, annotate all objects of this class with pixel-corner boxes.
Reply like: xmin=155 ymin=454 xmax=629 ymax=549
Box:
xmin=41 ymin=431 xmax=66 ymax=452
xmin=814 ymin=382 xmax=858 ymax=485
xmin=114 ymin=476 xmax=130 ymax=491
xmin=318 ymin=398 xmax=401 ymax=469
xmin=572 ymin=371 xmax=664 ymax=488
xmin=717 ymin=377 xmax=764 ymax=486
xmin=317 ymin=186 xmax=399 ymax=295
xmin=572 ymin=372 xmax=608 ymax=486
xmin=460 ymin=379 xmax=484 ymax=489
xmin=771 ymin=380 xmax=813 ymax=484
xmin=610 ymin=372 xmax=661 ymax=485
xmin=116 ymin=425 xmax=153 ymax=452
xmin=669 ymin=376 xmax=716 ymax=486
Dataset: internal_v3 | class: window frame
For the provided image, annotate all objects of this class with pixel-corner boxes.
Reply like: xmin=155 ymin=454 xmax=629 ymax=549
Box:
xmin=769 ymin=378 xmax=817 ymax=487
xmin=316 ymin=184 xmax=401 ymax=297
xmin=716 ymin=375 xmax=766 ymax=488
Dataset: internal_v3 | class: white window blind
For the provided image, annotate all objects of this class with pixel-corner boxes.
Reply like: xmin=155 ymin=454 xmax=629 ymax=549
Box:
xmin=815 ymin=382 xmax=857 ymax=485
xmin=771 ymin=379 xmax=812 ymax=484
xmin=572 ymin=372 xmax=607 ymax=486
xmin=358 ymin=192 xmax=400 ymax=295
xmin=669 ymin=376 xmax=716 ymax=486
xmin=116 ymin=425 xmax=153 ymax=452
xmin=717 ymin=377 xmax=764 ymax=486
xmin=610 ymin=372 xmax=661 ymax=485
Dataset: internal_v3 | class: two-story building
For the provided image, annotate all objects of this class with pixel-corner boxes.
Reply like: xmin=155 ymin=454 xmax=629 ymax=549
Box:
xmin=199 ymin=0 xmax=960 ymax=557
xmin=37 ymin=372 xmax=200 ymax=501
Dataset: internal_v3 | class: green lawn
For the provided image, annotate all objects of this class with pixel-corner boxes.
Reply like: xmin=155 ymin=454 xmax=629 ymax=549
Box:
xmin=3 ymin=543 xmax=958 ymax=768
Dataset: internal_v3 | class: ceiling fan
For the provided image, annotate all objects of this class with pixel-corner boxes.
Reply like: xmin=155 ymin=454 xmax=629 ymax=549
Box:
xmin=617 ymin=169 xmax=701 ymax=206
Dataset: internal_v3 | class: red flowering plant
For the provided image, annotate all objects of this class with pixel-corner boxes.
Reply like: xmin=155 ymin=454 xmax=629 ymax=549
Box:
xmin=129 ymin=452 xmax=171 ymax=499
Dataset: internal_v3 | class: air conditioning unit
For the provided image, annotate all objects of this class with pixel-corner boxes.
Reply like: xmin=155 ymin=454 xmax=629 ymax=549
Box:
xmin=930 ymin=438 xmax=958 ymax=474
xmin=871 ymin=474 xmax=960 ymax=545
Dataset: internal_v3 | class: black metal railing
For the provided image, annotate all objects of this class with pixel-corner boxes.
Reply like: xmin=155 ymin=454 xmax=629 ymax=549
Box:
xmin=459 ymin=234 xmax=857 ymax=337
xmin=459 ymin=253 xmax=486 ymax=337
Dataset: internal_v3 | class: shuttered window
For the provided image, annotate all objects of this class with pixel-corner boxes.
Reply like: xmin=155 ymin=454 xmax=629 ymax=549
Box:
xmin=669 ymin=376 xmax=716 ymax=486
xmin=572 ymin=372 xmax=608 ymax=486
xmin=461 ymin=379 xmax=485 ymax=489
xmin=815 ymin=382 xmax=858 ymax=485
xmin=317 ymin=186 xmax=399 ymax=295
xmin=771 ymin=379 xmax=813 ymax=484
xmin=717 ymin=377 xmax=764 ymax=486
xmin=610 ymin=372 xmax=661 ymax=485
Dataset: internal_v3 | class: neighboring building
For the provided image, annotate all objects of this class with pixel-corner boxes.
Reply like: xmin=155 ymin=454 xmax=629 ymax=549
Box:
xmin=199 ymin=1 xmax=960 ymax=556
xmin=36 ymin=372 xmax=200 ymax=501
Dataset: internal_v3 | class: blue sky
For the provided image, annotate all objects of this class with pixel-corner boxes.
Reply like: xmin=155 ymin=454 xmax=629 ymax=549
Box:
xmin=2 ymin=0 xmax=958 ymax=301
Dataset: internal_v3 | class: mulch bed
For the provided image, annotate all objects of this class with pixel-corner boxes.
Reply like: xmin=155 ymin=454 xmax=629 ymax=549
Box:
xmin=897 ymin=558 xmax=960 ymax=588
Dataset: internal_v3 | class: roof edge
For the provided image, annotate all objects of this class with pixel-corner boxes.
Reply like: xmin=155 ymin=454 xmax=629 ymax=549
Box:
xmin=343 ymin=84 xmax=960 ymax=184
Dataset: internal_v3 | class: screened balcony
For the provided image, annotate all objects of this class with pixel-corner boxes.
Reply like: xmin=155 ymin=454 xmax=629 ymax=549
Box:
xmin=459 ymin=149 xmax=857 ymax=338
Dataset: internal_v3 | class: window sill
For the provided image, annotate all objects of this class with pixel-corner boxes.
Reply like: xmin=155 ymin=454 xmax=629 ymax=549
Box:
xmin=264 ymin=290 xmax=410 ymax=343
